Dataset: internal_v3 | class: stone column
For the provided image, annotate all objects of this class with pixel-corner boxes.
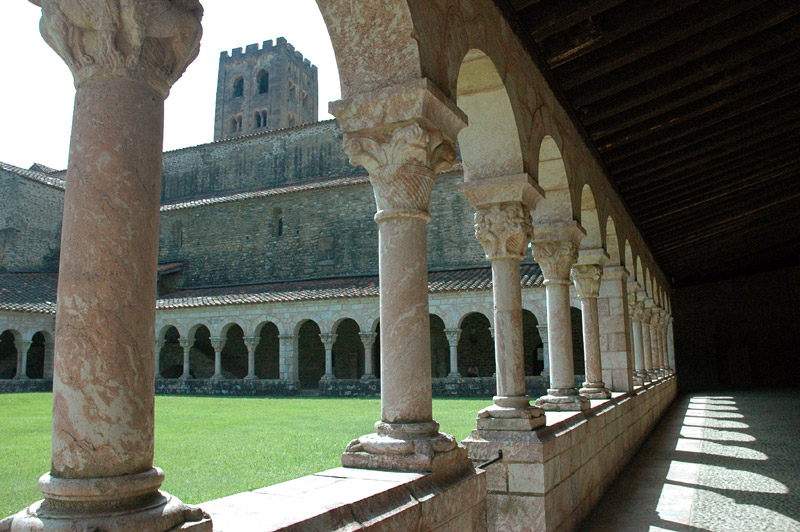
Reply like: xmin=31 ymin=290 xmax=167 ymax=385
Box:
xmin=179 ymin=338 xmax=192 ymax=380
xmin=320 ymin=333 xmax=337 ymax=380
xmin=443 ymin=329 xmax=461 ymax=378
xmin=278 ymin=334 xmax=298 ymax=382
xmin=15 ymin=341 xmax=31 ymax=379
xmin=334 ymin=80 xmax=469 ymax=473
xmin=532 ymin=223 xmax=589 ymax=411
xmin=244 ymin=336 xmax=259 ymax=380
xmin=210 ymin=336 xmax=225 ymax=380
xmin=155 ymin=339 xmax=164 ymax=379
xmin=627 ymin=287 xmax=645 ymax=386
xmin=571 ymin=265 xmax=611 ymax=400
xmin=466 ymin=200 xmax=545 ymax=430
xmin=537 ymin=324 xmax=549 ymax=377
xmin=667 ymin=316 xmax=676 ymax=374
xmin=4 ymin=1 xmax=209 ymax=530
xmin=359 ymin=332 xmax=378 ymax=379
xmin=652 ymin=310 xmax=664 ymax=377
xmin=641 ymin=303 xmax=657 ymax=381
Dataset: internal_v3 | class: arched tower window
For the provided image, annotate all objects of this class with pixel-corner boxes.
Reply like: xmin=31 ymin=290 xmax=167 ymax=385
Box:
xmin=273 ymin=207 xmax=283 ymax=237
xmin=232 ymin=76 xmax=244 ymax=98
xmin=257 ymin=71 xmax=269 ymax=94
xmin=255 ymin=112 xmax=262 ymax=129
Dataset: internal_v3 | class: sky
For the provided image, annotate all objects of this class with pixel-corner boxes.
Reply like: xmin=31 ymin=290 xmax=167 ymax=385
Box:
xmin=0 ymin=0 xmax=341 ymax=170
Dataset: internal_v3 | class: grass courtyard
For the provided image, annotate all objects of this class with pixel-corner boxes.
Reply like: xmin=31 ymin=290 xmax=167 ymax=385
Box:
xmin=0 ymin=393 xmax=489 ymax=518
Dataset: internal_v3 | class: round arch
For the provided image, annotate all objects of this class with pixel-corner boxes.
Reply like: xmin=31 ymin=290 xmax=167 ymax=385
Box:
xmin=457 ymin=312 xmax=493 ymax=377
xmin=297 ymin=319 xmax=324 ymax=388
xmin=605 ymin=216 xmax=622 ymax=266
xmin=332 ymin=318 xmax=363 ymax=379
xmin=430 ymin=314 xmax=448 ymax=379
xmin=533 ymin=136 xmax=574 ymax=225
xmin=578 ymin=184 xmax=602 ymax=251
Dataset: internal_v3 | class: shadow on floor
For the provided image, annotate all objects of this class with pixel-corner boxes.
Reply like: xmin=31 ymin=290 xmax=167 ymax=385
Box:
xmin=579 ymin=388 xmax=800 ymax=532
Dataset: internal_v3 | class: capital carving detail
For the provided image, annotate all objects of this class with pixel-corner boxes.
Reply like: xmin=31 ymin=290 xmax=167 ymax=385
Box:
xmin=443 ymin=328 xmax=461 ymax=345
xmin=627 ymin=290 xmax=637 ymax=315
xmin=358 ymin=332 xmax=378 ymax=348
xmin=570 ymin=264 xmax=603 ymax=299
xmin=34 ymin=0 xmax=203 ymax=96
xmin=474 ymin=203 xmax=532 ymax=261
xmin=342 ymin=121 xmax=456 ymax=220
xmin=319 ymin=333 xmax=337 ymax=349
xmin=531 ymin=240 xmax=579 ymax=283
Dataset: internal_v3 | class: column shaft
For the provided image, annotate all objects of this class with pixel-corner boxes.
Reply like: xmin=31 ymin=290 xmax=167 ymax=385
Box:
xmin=492 ymin=258 xmax=527 ymax=399
xmin=546 ymin=282 xmax=575 ymax=390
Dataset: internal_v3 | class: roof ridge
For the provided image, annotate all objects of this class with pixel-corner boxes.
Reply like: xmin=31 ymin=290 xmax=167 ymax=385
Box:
xmin=0 ymin=160 xmax=66 ymax=191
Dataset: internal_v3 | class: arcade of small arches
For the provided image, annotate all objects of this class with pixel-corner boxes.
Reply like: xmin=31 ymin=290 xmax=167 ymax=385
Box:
xmin=0 ymin=329 xmax=52 ymax=380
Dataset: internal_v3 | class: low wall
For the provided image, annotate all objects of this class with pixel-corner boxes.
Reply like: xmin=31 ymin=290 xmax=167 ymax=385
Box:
xmin=464 ymin=376 xmax=678 ymax=532
xmin=0 ymin=379 xmax=52 ymax=393
xmin=201 ymin=465 xmax=487 ymax=531
xmin=155 ymin=378 xmax=299 ymax=396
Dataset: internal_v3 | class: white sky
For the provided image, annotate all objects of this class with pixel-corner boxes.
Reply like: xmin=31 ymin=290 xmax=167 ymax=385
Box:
xmin=0 ymin=0 xmax=340 ymax=170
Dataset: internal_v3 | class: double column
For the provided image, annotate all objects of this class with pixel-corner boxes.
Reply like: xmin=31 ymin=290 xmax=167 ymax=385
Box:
xmin=14 ymin=341 xmax=31 ymax=380
xmin=244 ymin=336 xmax=259 ymax=380
xmin=334 ymin=79 xmax=469 ymax=473
xmin=359 ymin=332 xmax=378 ymax=379
xmin=443 ymin=329 xmax=461 ymax=378
xmin=320 ymin=333 xmax=337 ymax=380
xmin=571 ymin=264 xmax=611 ymax=399
xmin=4 ymin=1 xmax=210 ymax=529
xmin=532 ymin=223 xmax=590 ymax=411
xmin=179 ymin=338 xmax=192 ymax=380
xmin=462 ymin=175 xmax=546 ymax=430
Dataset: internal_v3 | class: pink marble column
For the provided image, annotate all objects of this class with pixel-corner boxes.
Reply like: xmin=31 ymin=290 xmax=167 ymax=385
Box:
xmin=571 ymin=264 xmax=611 ymax=399
xmin=532 ymin=224 xmax=590 ymax=412
xmin=443 ymin=329 xmax=461 ymax=378
xmin=334 ymin=81 xmax=469 ymax=473
xmin=359 ymin=332 xmax=377 ymax=379
xmin=3 ymin=1 xmax=210 ymax=529
xmin=244 ymin=336 xmax=259 ymax=380
xmin=471 ymin=202 xmax=545 ymax=430
xmin=627 ymin=287 xmax=646 ymax=386
xmin=179 ymin=338 xmax=192 ymax=380
xmin=320 ymin=333 xmax=337 ymax=380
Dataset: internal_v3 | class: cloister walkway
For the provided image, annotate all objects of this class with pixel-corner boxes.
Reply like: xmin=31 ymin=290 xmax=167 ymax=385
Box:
xmin=581 ymin=389 xmax=800 ymax=532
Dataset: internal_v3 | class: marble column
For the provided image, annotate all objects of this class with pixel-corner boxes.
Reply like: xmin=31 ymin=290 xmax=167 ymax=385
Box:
xmin=470 ymin=201 xmax=545 ymax=430
xmin=320 ymin=333 xmax=337 ymax=380
xmin=179 ymin=338 xmax=192 ymax=380
xmin=16 ymin=341 xmax=31 ymax=379
xmin=278 ymin=334 xmax=298 ymax=382
xmin=4 ymin=1 xmax=209 ymax=530
xmin=155 ymin=340 xmax=164 ymax=379
xmin=334 ymin=80 xmax=469 ymax=473
xmin=443 ymin=329 xmax=461 ymax=378
xmin=210 ymin=336 xmax=224 ymax=380
xmin=571 ymin=265 xmax=611 ymax=400
xmin=244 ymin=336 xmax=259 ymax=380
xmin=627 ymin=287 xmax=645 ymax=386
xmin=652 ymin=310 xmax=664 ymax=377
xmin=537 ymin=324 xmax=549 ymax=377
xmin=667 ymin=316 xmax=676 ymax=374
xmin=532 ymin=224 xmax=589 ymax=411
xmin=641 ymin=303 xmax=657 ymax=381
xmin=359 ymin=332 xmax=377 ymax=379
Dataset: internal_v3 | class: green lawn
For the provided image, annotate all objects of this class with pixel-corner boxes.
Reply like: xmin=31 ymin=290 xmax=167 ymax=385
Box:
xmin=0 ymin=393 xmax=489 ymax=517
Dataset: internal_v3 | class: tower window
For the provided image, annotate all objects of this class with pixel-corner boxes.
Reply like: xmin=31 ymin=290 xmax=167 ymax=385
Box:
xmin=273 ymin=207 xmax=283 ymax=237
xmin=255 ymin=110 xmax=268 ymax=129
xmin=232 ymin=77 xmax=244 ymax=98
xmin=257 ymin=71 xmax=269 ymax=94
xmin=230 ymin=114 xmax=243 ymax=134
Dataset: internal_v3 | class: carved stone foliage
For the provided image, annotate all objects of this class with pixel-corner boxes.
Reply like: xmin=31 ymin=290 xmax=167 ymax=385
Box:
xmin=530 ymin=240 xmax=579 ymax=282
xmin=627 ymin=289 xmax=637 ymax=315
xmin=474 ymin=203 xmax=532 ymax=261
xmin=342 ymin=121 xmax=457 ymax=216
xmin=33 ymin=0 xmax=203 ymax=96
xmin=570 ymin=264 xmax=603 ymax=299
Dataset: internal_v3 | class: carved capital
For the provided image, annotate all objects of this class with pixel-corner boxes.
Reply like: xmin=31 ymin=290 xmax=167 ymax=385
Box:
xmin=319 ymin=333 xmax=337 ymax=350
xmin=243 ymin=336 xmax=260 ymax=350
xmin=570 ymin=264 xmax=603 ymax=299
xmin=209 ymin=336 xmax=225 ymax=352
xmin=474 ymin=203 xmax=532 ymax=261
xmin=358 ymin=332 xmax=378 ymax=348
xmin=34 ymin=0 xmax=203 ymax=96
xmin=531 ymin=240 xmax=579 ymax=283
xmin=342 ymin=121 xmax=454 ymax=220
xmin=627 ymin=289 xmax=637 ymax=315
xmin=443 ymin=328 xmax=461 ymax=345
xmin=178 ymin=337 xmax=192 ymax=349
xmin=633 ymin=301 xmax=646 ymax=322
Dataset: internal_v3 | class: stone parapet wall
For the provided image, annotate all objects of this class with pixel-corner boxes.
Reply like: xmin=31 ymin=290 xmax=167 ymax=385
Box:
xmin=464 ymin=376 xmax=678 ymax=532
xmin=201 ymin=466 xmax=487 ymax=531
xmin=0 ymin=379 xmax=52 ymax=393
xmin=155 ymin=378 xmax=298 ymax=396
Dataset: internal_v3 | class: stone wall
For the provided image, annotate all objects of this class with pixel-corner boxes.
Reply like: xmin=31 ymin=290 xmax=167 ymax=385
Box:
xmin=0 ymin=378 xmax=52 ymax=393
xmin=158 ymin=170 xmax=485 ymax=287
xmin=162 ymin=121 xmax=354 ymax=203
xmin=155 ymin=378 xmax=298 ymax=396
xmin=0 ymin=169 xmax=62 ymax=273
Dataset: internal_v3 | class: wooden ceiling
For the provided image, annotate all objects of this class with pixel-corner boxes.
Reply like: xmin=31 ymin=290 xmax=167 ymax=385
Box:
xmin=496 ymin=0 xmax=800 ymax=287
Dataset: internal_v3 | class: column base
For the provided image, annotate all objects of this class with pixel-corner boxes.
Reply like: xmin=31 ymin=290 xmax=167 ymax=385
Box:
xmin=447 ymin=372 xmax=462 ymax=379
xmin=243 ymin=374 xmax=258 ymax=381
xmin=0 ymin=469 xmax=211 ymax=532
xmin=210 ymin=374 xmax=223 ymax=381
xmin=579 ymin=382 xmax=612 ymax=400
xmin=342 ymin=421 xmax=470 ymax=475
xmin=534 ymin=388 xmax=590 ymax=411
xmin=360 ymin=374 xmax=377 ymax=380
xmin=320 ymin=373 xmax=336 ymax=381
xmin=475 ymin=396 xmax=546 ymax=431
xmin=647 ymin=370 xmax=660 ymax=381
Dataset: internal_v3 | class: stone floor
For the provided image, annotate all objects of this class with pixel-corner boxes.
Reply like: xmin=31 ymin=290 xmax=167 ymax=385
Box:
xmin=580 ymin=388 xmax=800 ymax=532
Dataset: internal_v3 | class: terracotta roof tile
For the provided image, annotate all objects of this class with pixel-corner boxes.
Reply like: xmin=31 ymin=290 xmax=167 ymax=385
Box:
xmin=0 ymin=161 xmax=66 ymax=190
xmin=0 ymin=272 xmax=59 ymax=314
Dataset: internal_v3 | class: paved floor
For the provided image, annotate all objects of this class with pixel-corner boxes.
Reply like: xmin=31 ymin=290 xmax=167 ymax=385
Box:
xmin=580 ymin=388 xmax=800 ymax=532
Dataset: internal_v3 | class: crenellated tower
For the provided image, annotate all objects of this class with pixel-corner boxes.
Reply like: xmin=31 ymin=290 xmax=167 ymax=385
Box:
xmin=213 ymin=37 xmax=319 ymax=141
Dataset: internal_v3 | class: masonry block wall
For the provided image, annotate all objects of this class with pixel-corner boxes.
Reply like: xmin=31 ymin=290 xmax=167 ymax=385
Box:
xmin=214 ymin=37 xmax=318 ymax=142
xmin=0 ymin=169 xmax=62 ymax=273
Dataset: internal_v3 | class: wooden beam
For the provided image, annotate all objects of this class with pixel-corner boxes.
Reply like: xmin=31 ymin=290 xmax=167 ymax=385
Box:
xmin=518 ymin=0 xmax=628 ymax=41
